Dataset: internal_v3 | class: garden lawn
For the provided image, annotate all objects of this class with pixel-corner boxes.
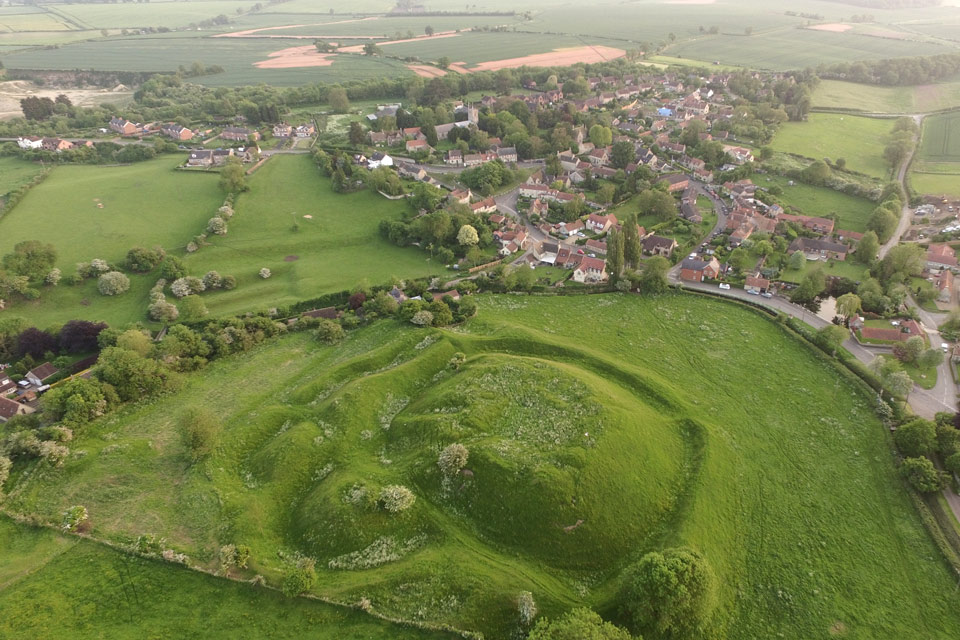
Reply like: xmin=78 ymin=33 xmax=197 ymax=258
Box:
xmin=912 ymin=171 xmax=960 ymax=198
xmin=755 ymin=174 xmax=876 ymax=232
xmin=778 ymin=257 xmax=869 ymax=284
xmin=879 ymin=354 xmax=938 ymax=390
xmin=771 ymin=113 xmax=893 ymax=179
xmin=182 ymin=154 xmax=439 ymax=318
xmin=0 ymin=517 xmax=455 ymax=640
xmin=6 ymin=293 xmax=960 ymax=638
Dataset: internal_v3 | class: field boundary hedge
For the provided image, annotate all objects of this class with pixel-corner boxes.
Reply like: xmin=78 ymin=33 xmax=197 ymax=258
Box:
xmin=0 ymin=168 xmax=51 ymax=223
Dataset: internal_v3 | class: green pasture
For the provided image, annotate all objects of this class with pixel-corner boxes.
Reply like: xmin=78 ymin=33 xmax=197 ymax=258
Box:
xmin=247 ymin=15 xmax=518 ymax=38
xmin=813 ymin=79 xmax=960 ymax=114
xmin=778 ymin=257 xmax=869 ymax=284
xmin=5 ymin=293 xmax=960 ymax=638
xmin=48 ymin=1 xmax=256 ymax=30
xmin=911 ymin=171 xmax=960 ymax=197
xmin=667 ymin=27 xmax=952 ymax=71
xmin=0 ymin=517 xmax=455 ymax=639
xmin=181 ymin=154 xmax=438 ymax=318
xmin=0 ymin=11 xmax=73 ymax=32
xmin=770 ymin=113 xmax=893 ymax=179
xmin=755 ymin=174 xmax=876 ymax=232
xmin=0 ymin=156 xmax=46 ymax=198
xmin=918 ymin=111 xmax=960 ymax=163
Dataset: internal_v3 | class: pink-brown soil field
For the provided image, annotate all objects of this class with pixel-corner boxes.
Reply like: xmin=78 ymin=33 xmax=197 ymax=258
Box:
xmin=807 ymin=23 xmax=852 ymax=32
xmin=407 ymin=65 xmax=447 ymax=78
xmin=339 ymin=30 xmax=463 ymax=53
xmin=254 ymin=46 xmax=335 ymax=69
xmin=469 ymin=46 xmax=625 ymax=72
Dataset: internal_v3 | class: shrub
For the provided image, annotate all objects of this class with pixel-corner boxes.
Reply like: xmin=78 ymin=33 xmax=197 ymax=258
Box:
xmin=282 ymin=561 xmax=316 ymax=597
xmin=39 ymin=440 xmax=69 ymax=466
xmin=894 ymin=419 xmax=937 ymax=458
xmin=946 ymin=452 xmax=960 ymax=476
xmin=449 ymin=352 xmax=466 ymax=369
xmin=207 ymin=217 xmax=228 ymax=235
xmin=218 ymin=205 xmax=234 ymax=219
xmin=97 ymin=271 xmax=130 ymax=296
xmin=315 ymin=319 xmax=345 ymax=344
xmin=89 ymin=258 xmax=110 ymax=275
xmin=180 ymin=406 xmax=221 ymax=462
xmin=62 ymin=505 xmax=88 ymax=532
xmin=171 ymin=276 xmax=204 ymax=298
xmin=202 ymin=271 xmax=222 ymax=289
xmin=221 ymin=274 xmax=237 ymax=290
xmin=179 ymin=295 xmax=209 ymax=322
xmin=379 ymin=485 xmax=415 ymax=513
xmin=528 ymin=608 xmax=631 ymax=639
xmin=186 ymin=241 xmax=199 ymax=253
xmin=149 ymin=300 xmax=180 ymax=322
xmin=517 ymin=591 xmax=538 ymax=626
xmin=411 ymin=310 xmax=434 ymax=326
xmin=0 ymin=456 xmax=11 ymax=494
xmin=158 ymin=256 xmax=186 ymax=280
xmin=620 ymin=546 xmax=716 ymax=636
xmin=259 ymin=268 xmax=272 ymax=279
xmin=126 ymin=246 xmax=164 ymax=272
xmin=45 ymin=268 xmax=61 ymax=286
xmin=438 ymin=443 xmax=469 ymax=477
xmin=901 ymin=456 xmax=946 ymax=493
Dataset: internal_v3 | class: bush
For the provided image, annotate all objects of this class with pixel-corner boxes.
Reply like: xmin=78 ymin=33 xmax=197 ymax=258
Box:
xmin=45 ymin=268 xmax=61 ymax=286
xmin=411 ymin=310 xmax=434 ymax=326
xmin=221 ymin=274 xmax=237 ymax=290
xmin=97 ymin=271 xmax=130 ymax=296
xmin=901 ymin=456 xmax=946 ymax=493
xmin=202 ymin=271 xmax=222 ymax=289
xmin=528 ymin=608 xmax=631 ymax=640
xmin=62 ymin=505 xmax=88 ymax=532
xmin=171 ymin=276 xmax=204 ymax=298
xmin=126 ymin=246 xmax=165 ymax=272
xmin=894 ymin=419 xmax=937 ymax=458
xmin=449 ymin=352 xmax=466 ymax=369
xmin=517 ymin=591 xmax=537 ymax=626
xmin=149 ymin=300 xmax=179 ymax=322
xmin=438 ymin=443 xmax=469 ymax=477
xmin=620 ymin=546 xmax=716 ymax=636
xmin=207 ymin=217 xmax=228 ymax=235
xmin=259 ymin=268 xmax=271 ymax=279
xmin=946 ymin=452 xmax=960 ymax=476
xmin=180 ymin=406 xmax=221 ymax=462
xmin=315 ymin=319 xmax=345 ymax=344
xmin=0 ymin=456 xmax=11 ymax=494
xmin=379 ymin=485 xmax=415 ymax=513
xmin=282 ymin=562 xmax=316 ymax=597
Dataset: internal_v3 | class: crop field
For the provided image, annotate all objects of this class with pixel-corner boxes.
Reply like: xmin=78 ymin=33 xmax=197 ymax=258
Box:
xmin=5 ymin=293 xmax=960 ymax=638
xmin=770 ymin=113 xmax=893 ymax=179
xmin=754 ymin=174 xmax=876 ymax=232
xmin=0 ymin=35 xmax=413 ymax=86
xmin=182 ymin=155 xmax=438 ymax=318
xmin=0 ymin=518 xmax=455 ymax=640
xmin=0 ymin=11 xmax=73 ymax=32
xmin=217 ymin=15 xmax=518 ymax=39
xmin=912 ymin=112 xmax=960 ymax=196
xmin=47 ymin=1 xmax=254 ymax=30
xmin=667 ymin=27 xmax=953 ymax=70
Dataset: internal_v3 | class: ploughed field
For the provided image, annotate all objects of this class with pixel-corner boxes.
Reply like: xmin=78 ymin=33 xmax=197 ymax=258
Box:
xmin=4 ymin=293 xmax=960 ymax=639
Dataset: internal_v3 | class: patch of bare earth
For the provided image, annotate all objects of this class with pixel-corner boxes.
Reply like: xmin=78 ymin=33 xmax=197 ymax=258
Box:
xmin=407 ymin=64 xmax=447 ymax=78
xmin=829 ymin=621 xmax=848 ymax=636
xmin=0 ymin=80 xmax=132 ymax=121
xmin=469 ymin=46 xmax=625 ymax=72
xmin=338 ymin=30 xmax=464 ymax=53
xmin=253 ymin=46 xmax=335 ymax=69
xmin=284 ymin=255 xmax=299 ymax=262
xmin=808 ymin=23 xmax=853 ymax=33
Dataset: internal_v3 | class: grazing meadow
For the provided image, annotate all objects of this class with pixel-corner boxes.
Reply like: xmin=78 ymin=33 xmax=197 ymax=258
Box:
xmin=770 ymin=113 xmax=894 ymax=179
xmin=912 ymin=111 xmax=960 ymax=196
xmin=754 ymin=174 xmax=876 ymax=232
xmin=5 ymin=293 xmax=960 ymax=639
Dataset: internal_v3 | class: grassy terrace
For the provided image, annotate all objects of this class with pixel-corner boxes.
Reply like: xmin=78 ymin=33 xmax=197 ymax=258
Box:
xmin=5 ymin=293 xmax=960 ymax=638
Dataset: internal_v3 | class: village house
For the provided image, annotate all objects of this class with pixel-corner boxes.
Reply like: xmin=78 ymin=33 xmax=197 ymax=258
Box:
xmin=470 ymin=197 xmax=498 ymax=214
xmin=272 ymin=123 xmax=293 ymax=138
xmin=26 ymin=362 xmax=58 ymax=387
xmin=39 ymin=138 xmax=74 ymax=152
xmin=777 ymin=212 xmax=835 ymax=235
xmin=448 ymin=188 xmax=472 ymax=204
xmin=723 ymin=145 xmax=754 ymax=164
xmin=368 ymin=131 xmax=388 ymax=146
xmin=788 ymin=237 xmax=848 ymax=261
xmin=16 ymin=136 xmax=43 ymax=150
xmin=679 ymin=257 xmax=721 ymax=282
xmin=496 ymin=146 xmax=518 ymax=163
xmin=660 ymin=173 xmax=690 ymax=193
xmin=221 ymin=126 xmax=259 ymax=142
xmin=854 ymin=317 xmax=924 ymax=343
xmin=0 ymin=371 xmax=15 ymax=396
xmin=938 ymin=269 xmax=954 ymax=302
xmin=586 ymin=147 xmax=610 ymax=167
xmin=558 ymin=220 xmax=585 ymax=238
xmin=586 ymin=213 xmax=618 ymax=234
xmin=573 ymin=256 xmax=608 ymax=283
xmin=585 ymin=239 xmax=608 ymax=255
xmin=642 ymin=235 xmax=679 ymax=257
xmin=744 ymin=274 xmax=770 ymax=294
xmin=294 ymin=124 xmax=316 ymax=138
xmin=534 ymin=241 xmax=560 ymax=264
xmin=161 ymin=123 xmax=194 ymax=141
xmin=187 ymin=149 xmax=214 ymax=167
xmin=402 ymin=127 xmax=425 ymax=140
xmin=498 ymin=230 xmax=528 ymax=256
xmin=444 ymin=149 xmax=464 ymax=166
xmin=367 ymin=152 xmax=393 ymax=169
xmin=0 ymin=396 xmax=35 ymax=423
xmin=405 ymin=139 xmax=431 ymax=154
xmin=212 ymin=148 xmax=234 ymax=166
xmin=463 ymin=152 xmax=496 ymax=167
xmin=927 ymin=243 xmax=958 ymax=270
xmin=109 ymin=117 xmax=141 ymax=136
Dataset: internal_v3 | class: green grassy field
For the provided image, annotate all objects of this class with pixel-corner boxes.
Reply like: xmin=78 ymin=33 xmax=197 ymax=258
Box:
xmin=755 ymin=174 xmax=876 ymax=232
xmin=6 ymin=293 xmax=960 ymax=638
xmin=0 ymin=156 xmax=46 ymax=199
xmin=667 ymin=27 xmax=951 ymax=70
xmin=812 ymin=79 xmax=960 ymax=114
xmin=771 ymin=113 xmax=894 ymax=179
xmin=182 ymin=154 xmax=438 ymax=318
xmin=778 ymin=256 xmax=869 ymax=284
xmin=48 ymin=1 xmax=255 ymax=30
xmin=0 ymin=517 xmax=456 ymax=639
xmin=912 ymin=112 xmax=960 ymax=196
xmin=0 ymin=155 xmax=439 ymax=328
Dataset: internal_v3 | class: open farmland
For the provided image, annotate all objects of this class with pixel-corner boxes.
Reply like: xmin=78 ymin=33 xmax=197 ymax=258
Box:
xmin=5 ymin=293 xmax=960 ymax=638
xmin=912 ymin=112 xmax=960 ymax=196
xmin=46 ymin=1 xmax=256 ymax=30
xmin=0 ymin=35 xmax=413 ymax=86
xmin=770 ymin=113 xmax=893 ymax=179
xmin=754 ymin=174 xmax=876 ymax=232
xmin=182 ymin=154 xmax=438 ymax=318
xmin=0 ymin=517 xmax=456 ymax=640
xmin=0 ymin=156 xmax=46 ymax=199
xmin=667 ymin=27 xmax=952 ymax=70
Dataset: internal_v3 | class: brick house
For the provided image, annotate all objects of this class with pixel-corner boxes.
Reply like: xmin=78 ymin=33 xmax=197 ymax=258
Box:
xmin=642 ymin=235 xmax=679 ymax=257
xmin=161 ymin=124 xmax=194 ymax=141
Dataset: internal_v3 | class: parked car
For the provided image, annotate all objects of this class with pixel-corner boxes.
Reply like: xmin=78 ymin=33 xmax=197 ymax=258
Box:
xmin=761 ymin=292 xmax=773 ymax=298
xmin=942 ymin=343 xmax=951 ymax=352
xmin=718 ymin=283 xmax=731 ymax=290
xmin=746 ymin=289 xmax=759 ymax=295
